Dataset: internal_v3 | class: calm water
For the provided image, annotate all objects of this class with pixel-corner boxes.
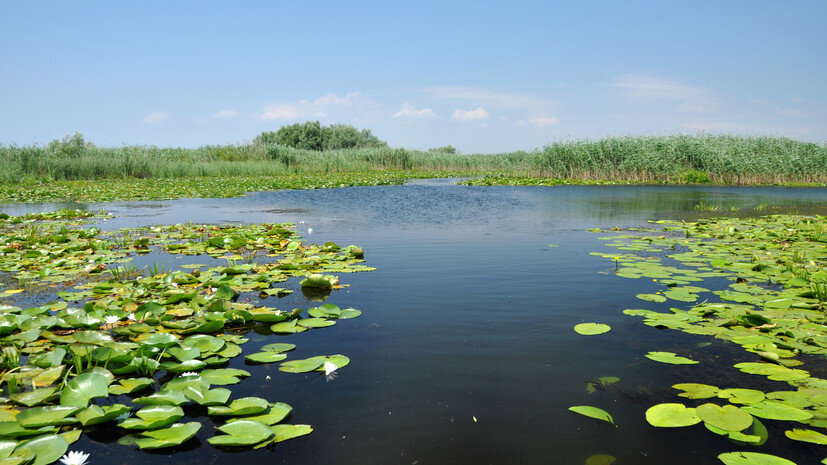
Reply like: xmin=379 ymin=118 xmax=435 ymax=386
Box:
xmin=2 ymin=183 xmax=826 ymax=464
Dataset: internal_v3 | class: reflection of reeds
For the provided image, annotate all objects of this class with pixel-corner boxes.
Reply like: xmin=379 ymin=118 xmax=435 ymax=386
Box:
xmin=1 ymin=134 xmax=824 ymax=185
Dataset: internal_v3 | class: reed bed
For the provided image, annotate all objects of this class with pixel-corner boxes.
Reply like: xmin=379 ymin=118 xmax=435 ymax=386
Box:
xmin=1 ymin=134 xmax=824 ymax=185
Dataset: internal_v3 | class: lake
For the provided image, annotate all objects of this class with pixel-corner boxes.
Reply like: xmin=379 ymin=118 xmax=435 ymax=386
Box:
xmin=2 ymin=181 xmax=826 ymax=464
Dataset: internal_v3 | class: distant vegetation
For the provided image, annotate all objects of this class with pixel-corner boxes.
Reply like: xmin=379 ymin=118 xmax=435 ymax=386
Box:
xmin=1 ymin=126 xmax=825 ymax=188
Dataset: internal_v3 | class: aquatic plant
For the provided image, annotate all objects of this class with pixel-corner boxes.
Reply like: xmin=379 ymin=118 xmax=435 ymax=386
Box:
xmin=589 ymin=214 xmax=826 ymax=462
xmin=0 ymin=212 xmax=375 ymax=463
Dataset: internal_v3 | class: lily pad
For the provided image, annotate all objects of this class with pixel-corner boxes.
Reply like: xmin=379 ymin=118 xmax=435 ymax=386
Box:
xmin=645 ymin=351 xmax=698 ymax=365
xmin=119 ymin=405 xmax=184 ymax=430
xmin=270 ymin=424 xmax=313 ymax=443
xmin=785 ymin=428 xmax=827 ymax=445
xmin=135 ymin=421 xmax=201 ymax=450
xmin=696 ymin=403 xmax=753 ymax=432
xmin=12 ymin=434 xmax=68 ymax=465
xmin=207 ymin=420 xmax=274 ymax=446
xmin=645 ymin=403 xmax=701 ymax=427
xmin=245 ymin=352 xmax=288 ymax=364
xmin=717 ymin=452 xmax=797 ymax=465
xmin=574 ymin=323 xmax=611 ymax=336
xmin=568 ymin=406 xmax=615 ymax=425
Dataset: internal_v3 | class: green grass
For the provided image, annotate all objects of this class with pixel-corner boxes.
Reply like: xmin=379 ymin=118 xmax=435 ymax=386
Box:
xmin=0 ymin=134 xmax=824 ymax=202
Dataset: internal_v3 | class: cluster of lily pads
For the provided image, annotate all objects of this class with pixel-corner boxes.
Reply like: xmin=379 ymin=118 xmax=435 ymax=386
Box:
xmin=577 ymin=214 xmax=826 ymax=464
xmin=0 ymin=210 xmax=374 ymax=464
xmin=0 ymin=171 xmax=462 ymax=203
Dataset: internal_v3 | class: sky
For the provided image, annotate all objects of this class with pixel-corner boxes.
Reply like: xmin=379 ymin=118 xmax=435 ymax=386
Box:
xmin=1 ymin=1 xmax=825 ymax=153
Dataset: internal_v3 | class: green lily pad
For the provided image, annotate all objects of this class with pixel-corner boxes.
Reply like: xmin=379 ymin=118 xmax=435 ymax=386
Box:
xmin=733 ymin=363 xmax=809 ymax=382
xmin=119 ymin=405 xmax=184 ymax=430
xmin=182 ymin=386 xmax=232 ymax=406
xmin=108 ymin=377 xmax=154 ymax=395
xmin=259 ymin=343 xmax=295 ymax=353
xmin=135 ymin=421 xmax=201 ymax=450
xmin=717 ymin=388 xmax=765 ymax=405
xmin=10 ymin=387 xmax=58 ymax=407
xmin=307 ymin=304 xmax=341 ymax=319
xmin=245 ymin=352 xmax=288 ymax=363
xmin=207 ymin=397 xmax=269 ymax=416
xmin=279 ymin=357 xmax=325 ymax=373
xmin=76 ymin=404 xmax=131 ymax=426
xmin=673 ymin=383 xmax=719 ymax=399
xmin=208 ymin=420 xmax=274 ymax=446
xmin=227 ymin=402 xmax=292 ymax=425
xmin=696 ymin=403 xmax=753 ymax=432
xmin=269 ymin=424 xmax=313 ymax=443
xmin=645 ymin=403 xmax=701 ymax=427
xmin=133 ymin=390 xmax=189 ymax=406
xmin=717 ymin=452 xmax=797 ymax=465
xmin=742 ymin=402 xmax=813 ymax=421
xmin=584 ymin=454 xmax=617 ymax=465
xmin=12 ymin=434 xmax=68 ymax=465
xmin=200 ymin=368 xmax=250 ymax=386
xmin=785 ymin=428 xmax=827 ymax=445
xmin=573 ymin=323 xmax=611 ymax=336
xmin=645 ymin=351 xmax=698 ymax=365
xmin=60 ymin=373 xmax=109 ymax=407
xmin=568 ymin=406 xmax=615 ymax=425
xmin=16 ymin=406 xmax=79 ymax=428
xmin=297 ymin=318 xmax=336 ymax=329
xmin=636 ymin=293 xmax=667 ymax=303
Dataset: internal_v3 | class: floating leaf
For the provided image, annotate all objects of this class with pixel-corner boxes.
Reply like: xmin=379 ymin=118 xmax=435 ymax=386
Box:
xmin=135 ymin=422 xmax=201 ymax=450
xmin=227 ymin=403 xmax=292 ymax=426
xmin=60 ymin=372 xmax=109 ymax=407
xmin=717 ymin=452 xmax=797 ymax=465
xmin=585 ymin=455 xmax=617 ymax=465
xmin=785 ymin=428 xmax=827 ymax=445
xmin=279 ymin=357 xmax=325 ymax=373
xmin=208 ymin=420 xmax=274 ymax=446
xmin=269 ymin=424 xmax=313 ymax=443
xmin=16 ymin=406 xmax=79 ymax=428
xmin=645 ymin=403 xmax=701 ymax=427
xmin=636 ymin=293 xmax=667 ymax=303
xmin=13 ymin=434 xmax=68 ymax=465
xmin=645 ymin=351 xmax=698 ymax=365
xmin=742 ymin=401 xmax=813 ymax=421
xmin=207 ymin=397 xmax=269 ymax=416
xmin=697 ymin=403 xmax=753 ymax=432
xmin=574 ymin=323 xmax=611 ymax=336
xmin=673 ymin=383 xmax=719 ymax=399
xmin=568 ymin=406 xmax=614 ymax=425
xmin=245 ymin=352 xmax=288 ymax=364
xmin=119 ymin=405 xmax=184 ymax=430
xmin=76 ymin=404 xmax=131 ymax=426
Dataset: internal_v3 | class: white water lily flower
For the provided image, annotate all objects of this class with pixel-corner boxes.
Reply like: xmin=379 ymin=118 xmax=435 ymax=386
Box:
xmin=127 ymin=313 xmax=136 ymax=321
xmin=104 ymin=315 xmax=119 ymax=325
xmin=324 ymin=361 xmax=338 ymax=381
xmin=59 ymin=451 xmax=90 ymax=465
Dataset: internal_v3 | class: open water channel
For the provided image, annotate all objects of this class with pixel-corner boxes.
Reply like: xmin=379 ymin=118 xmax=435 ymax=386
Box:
xmin=1 ymin=181 xmax=826 ymax=464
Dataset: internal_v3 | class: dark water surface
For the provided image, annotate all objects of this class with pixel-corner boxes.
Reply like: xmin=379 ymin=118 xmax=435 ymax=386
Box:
xmin=2 ymin=183 xmax=826 ymax=464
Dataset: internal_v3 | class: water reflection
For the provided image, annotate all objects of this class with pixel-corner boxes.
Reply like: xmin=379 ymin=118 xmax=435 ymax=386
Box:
xmin=0 ymin=182 xmax=825 ymax=464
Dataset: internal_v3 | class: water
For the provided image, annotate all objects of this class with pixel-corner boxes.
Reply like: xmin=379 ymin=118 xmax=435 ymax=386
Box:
xmin=2 ymin=182 xmax=826 ymax=464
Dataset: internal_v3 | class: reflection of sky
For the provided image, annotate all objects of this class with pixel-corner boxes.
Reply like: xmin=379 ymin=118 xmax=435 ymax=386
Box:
xmin=1 ymin=183 xmax=826 ymax=464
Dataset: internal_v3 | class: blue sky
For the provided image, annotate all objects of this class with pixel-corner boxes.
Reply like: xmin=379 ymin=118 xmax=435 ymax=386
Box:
xmin=1 ymin=1 xmax=824 ymax=152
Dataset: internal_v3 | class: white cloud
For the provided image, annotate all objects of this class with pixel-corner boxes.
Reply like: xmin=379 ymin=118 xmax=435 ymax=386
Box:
xmin=261 ymin=104 xmax=300 ymax=120
xmin=261 ymin=92 xmax=369 ymax=121
xmin=424 ymin=86 xmax=553 ymax=108
xmin=393 ymin=102 xmax=436 ymax=119
xmin=307 ymin=92 xmax=362 ymax=107
xmin=211 ymin=109 xmax=239 ymax=119
xmin=142 ymin=111 xmax=169 ymax=123
xmin=612 ymin=74 xmax=719 ymax=113
xmin=452 ymin=107 xmax=490 ymax=121
xmin=529 ymin=115 xmax=560 ymax=127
